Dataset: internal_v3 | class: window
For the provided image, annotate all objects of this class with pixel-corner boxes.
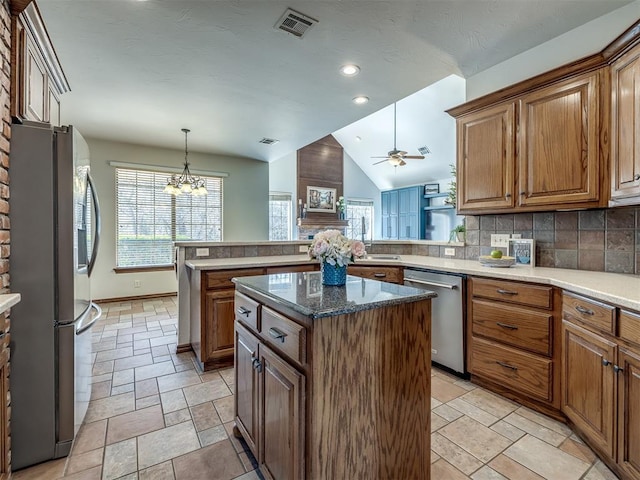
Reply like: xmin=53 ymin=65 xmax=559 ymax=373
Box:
xmin=345 ymin=199 xmax=374 ymax=242
xmin=269 ymin=192 xmax=292 ymax=241
xmin=116 ymin=168 xmax=223 ymax=267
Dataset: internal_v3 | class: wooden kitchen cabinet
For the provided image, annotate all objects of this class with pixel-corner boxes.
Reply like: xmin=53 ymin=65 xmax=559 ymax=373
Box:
xmin=561 ymin=292 xmax=640 ymax=479
xmin=561 ymin=320 xmax=617 ymax=459
xmin=347 ymin=265 xmax=403 ymax=284
xmin=610 ymin=43 xmax=640 ymax=205
xmin=450 ymin=68 xmax=607 ymax=214
xmin=467 ymin=277 xmax=562 ymax=417
xmin=10 ymin=4 xmax=69 ymax=124
xmin=456 ymin=102 xmax=516 ymax=212
xmin=234 ymin=321 xmax=260 ymax=456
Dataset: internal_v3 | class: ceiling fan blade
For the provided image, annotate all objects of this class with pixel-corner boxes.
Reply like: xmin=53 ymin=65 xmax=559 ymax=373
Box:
xmin=371 ymin=156 xmax=390 ymax=158
xmin=403 ymin=155 xmax=425 ymax=160
xmin=373 ymin=159 xmax=390 ymax=165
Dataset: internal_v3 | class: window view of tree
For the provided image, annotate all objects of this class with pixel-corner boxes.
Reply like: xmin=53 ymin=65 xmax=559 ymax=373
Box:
xmin=269 ymin=193 xmax=292 ymax=241
xmin=345 ymin=199 xmax=374 ymax=242
xmin=116 ymin=168 xmax=223 ymax=267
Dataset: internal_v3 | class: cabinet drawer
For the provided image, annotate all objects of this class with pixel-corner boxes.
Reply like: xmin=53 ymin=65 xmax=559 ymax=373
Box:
xmin=471 ymin=299 xmax=552 ymax=356
xmin=348 ymin=266 xmax=402 ymax=283
xmin=204 ymin=268 xmax=264 ymax=290
xmin=261 ymin=307 xmax=306 ymax=365
xmin=562 ymin=292 xmax=615 ymax=334
xmin=471 ymin=337 xmax=552 ymax=402
xmin=619 ymin=310 xmax=640 ymax=347
xmin=472 ymin=277 xmax=552 ymax=309
xmin=266 ymin=263 xmax=319 ymax=274
xmin=234 ymin=292 xmax=260 ymax=331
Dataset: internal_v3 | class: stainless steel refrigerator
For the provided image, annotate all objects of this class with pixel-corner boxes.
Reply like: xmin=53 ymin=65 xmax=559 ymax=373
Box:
xmin=9 ymin=121 xmax=102 ymax=469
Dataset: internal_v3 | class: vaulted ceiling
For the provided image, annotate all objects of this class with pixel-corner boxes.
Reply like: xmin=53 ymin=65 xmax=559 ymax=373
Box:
xmin=37 ymin=0 xmax=634 ymax=186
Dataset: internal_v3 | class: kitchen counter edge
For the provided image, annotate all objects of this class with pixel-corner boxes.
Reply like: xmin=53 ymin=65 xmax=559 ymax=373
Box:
xmin=186 ymin=255 xmax=640 ymax=312
xmin=0 ymin=293 xmax=21 ymax=314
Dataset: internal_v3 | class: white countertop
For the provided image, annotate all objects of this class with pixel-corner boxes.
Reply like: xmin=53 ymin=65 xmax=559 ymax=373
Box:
xmin=0 ymin=293 xmax=21 ymax=314
xmin=186 ymin=255 xmax=640 ymax=311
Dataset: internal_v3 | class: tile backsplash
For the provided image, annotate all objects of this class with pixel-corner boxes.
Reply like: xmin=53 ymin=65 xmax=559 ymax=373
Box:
xmin=463 ymin=207 xmax=640 ymax=275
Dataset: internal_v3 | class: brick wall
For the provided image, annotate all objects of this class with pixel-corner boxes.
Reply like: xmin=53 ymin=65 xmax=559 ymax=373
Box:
xmin=1 ymin=0 xmax=10 ymax=292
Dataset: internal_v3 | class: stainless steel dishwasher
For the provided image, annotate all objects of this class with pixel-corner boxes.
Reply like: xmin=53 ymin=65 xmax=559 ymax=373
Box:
xmin=404 ymin=269 xmax=465 ymax=375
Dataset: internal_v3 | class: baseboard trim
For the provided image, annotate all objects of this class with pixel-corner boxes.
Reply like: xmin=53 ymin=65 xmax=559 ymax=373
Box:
xmin=176 ymin=344 xmax=192 ymax=354
xmin=94 ymin=292 xmax=177 ymax=304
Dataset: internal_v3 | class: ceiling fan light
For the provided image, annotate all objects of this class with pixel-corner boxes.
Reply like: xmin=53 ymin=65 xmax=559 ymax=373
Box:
xmin=389 ymin=157 xmax=402 ymax=166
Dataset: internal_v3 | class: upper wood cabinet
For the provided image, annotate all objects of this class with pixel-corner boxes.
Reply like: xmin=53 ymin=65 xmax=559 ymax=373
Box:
xmin=457 ymin=102 xmax=515 ymax=211
xmin=610 ymin=43 xmax=640 ymax=205
xmin=11 ymin=3 xmax=69 ymax=124
xmin=450 ymin=69 xmax=607 ymax=214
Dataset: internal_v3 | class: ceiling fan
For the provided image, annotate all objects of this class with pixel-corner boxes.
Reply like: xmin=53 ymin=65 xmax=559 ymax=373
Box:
xmin=372 ymin=103 xmax=425 ymax=167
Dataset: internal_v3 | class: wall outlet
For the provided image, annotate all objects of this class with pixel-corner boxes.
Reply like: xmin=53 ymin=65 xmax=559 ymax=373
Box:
xmin=133 ymin=280 xmax=141 ymax=288
xmin=491 ymin=234 xmax=510 ymax=248
xmin=196 ymin=248 xmax=209 ymax=257
xmin=444 ymin=248 xmax=455 ymax=256
xmin=298 ymin=245 xmax=308 ymax=253
xmin=511 ymin=233 xmax=522 ymax=239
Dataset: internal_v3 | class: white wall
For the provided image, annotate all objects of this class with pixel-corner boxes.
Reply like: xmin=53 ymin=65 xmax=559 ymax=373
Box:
xmin=88 ymin=138 xmax=269 ymax=300
xmin=343 ymin=151 xmax=382 ymax=239
xmin=268 ymin=151 xmax=297 ymax=238
xmin=467 ymin=1 xmax=640 ymax=99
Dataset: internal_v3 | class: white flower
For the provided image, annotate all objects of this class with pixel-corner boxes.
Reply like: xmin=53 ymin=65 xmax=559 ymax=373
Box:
xmin=308 ymin=230 xmax=366 ymax=265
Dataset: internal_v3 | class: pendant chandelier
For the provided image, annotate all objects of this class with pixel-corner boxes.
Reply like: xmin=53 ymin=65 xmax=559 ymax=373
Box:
xmin=164 ymin=128 xmax=208 ymax=196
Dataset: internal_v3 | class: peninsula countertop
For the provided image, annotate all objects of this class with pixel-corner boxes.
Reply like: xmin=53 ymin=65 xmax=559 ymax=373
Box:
xmin=186 ymin=254 xmax=640 ymax=311
xmin=233 ymin=272 xmax=437 ymax=319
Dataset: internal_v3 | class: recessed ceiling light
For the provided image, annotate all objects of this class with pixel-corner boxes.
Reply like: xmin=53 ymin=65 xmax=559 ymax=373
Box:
xmin=355 ymin=136 xmax=362 ymax=142
xmin=352 ymin=96 xmax=369 ymax=105
xmin=340 ymin=64 xmax=360 ymax=76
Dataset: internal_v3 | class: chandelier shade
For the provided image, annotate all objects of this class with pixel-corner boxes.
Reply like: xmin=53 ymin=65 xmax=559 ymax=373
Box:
xmin=164 ymin=128 xmax=208 ymax=196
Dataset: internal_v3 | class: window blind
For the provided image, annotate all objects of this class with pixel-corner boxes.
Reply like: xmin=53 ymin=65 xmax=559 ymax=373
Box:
xmin=116 ymin=168 xmax=223 ymax=267
xmin=269 ymin=192 xmax=292 ymax=241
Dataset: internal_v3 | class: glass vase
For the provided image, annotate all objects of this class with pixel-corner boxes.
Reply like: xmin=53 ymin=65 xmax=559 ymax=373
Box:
xmin=321 ymin=261 xmax=347 ymax=286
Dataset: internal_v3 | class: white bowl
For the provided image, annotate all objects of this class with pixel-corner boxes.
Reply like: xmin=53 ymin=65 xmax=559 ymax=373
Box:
xmin=478 ymin=255 xmax=516 ymax=268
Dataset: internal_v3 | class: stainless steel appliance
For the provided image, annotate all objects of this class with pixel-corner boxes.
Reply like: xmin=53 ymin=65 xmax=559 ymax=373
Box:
xmin=10 ymin=122 xmax=102 ymax=469
xmin=404 ymin=269 xmax=465 ymax=374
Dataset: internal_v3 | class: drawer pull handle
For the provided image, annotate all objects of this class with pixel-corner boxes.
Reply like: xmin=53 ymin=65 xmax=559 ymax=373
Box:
xmin=374 ymin=273 xmax=387 ymax=278
xmin=496 ymin=322 xmax=518 ymax=330
xmin=237 ymin=306 xmax=251 ymax=317
xmin=634 ymin=174 xmax=640 ymax=181
xmin=575 ymin=305 xmax=595 ymax=316
xmin=268 ymin=327 xmax=287 ymax=343
xmin=252 ymin=358 xmax=262 ymax=373
xmin=614 ymin=365 xmax=624 ymax=374
xmin=602 ymin=358 xmax=612 ymax=367
xmin=496 ymin=361 xmax=518 ymax=371
xmin=496 ymin=289 xmax=518 ymax=296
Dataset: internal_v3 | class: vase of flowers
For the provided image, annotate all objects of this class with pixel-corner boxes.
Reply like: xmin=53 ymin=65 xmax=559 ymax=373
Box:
xmin=337 ymin=196 xmax=346 ymax=220
xmin=309 ymin=229 xmax=366 ymax=286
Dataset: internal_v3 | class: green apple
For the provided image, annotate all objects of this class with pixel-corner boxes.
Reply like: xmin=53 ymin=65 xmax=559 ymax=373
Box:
xmin=490 ymin=249 xmax=503 ymax=259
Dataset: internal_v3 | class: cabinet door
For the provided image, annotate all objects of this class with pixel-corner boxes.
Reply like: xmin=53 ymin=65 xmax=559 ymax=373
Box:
xmin=617 ymin=347 xmax=640 ymax=478
xmin=260 ymin=344 xmax=305 ymax=480
xmin=203 ymin=289 xmax=235 ymax=364
xmin=234 ymin=322 xmax=260 ymax=456
xmin=519 ymin=71 xmax=601 ymax=207
xmin=561 ymin=320 xmax=616 ymax=459
xmin=611 ymin=46 xmax=640 ymax=202
xmin=0 ymin=348 xmax=8 ymax=480
xmin=25 ymin=37 xmax=47 ymax=123
xmin=457 ymin=102 xmax=515 ymax=212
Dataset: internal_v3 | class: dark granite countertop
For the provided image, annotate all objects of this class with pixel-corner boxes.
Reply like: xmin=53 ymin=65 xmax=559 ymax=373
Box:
xmin=233 ymin=272 xmax=437 ymax=319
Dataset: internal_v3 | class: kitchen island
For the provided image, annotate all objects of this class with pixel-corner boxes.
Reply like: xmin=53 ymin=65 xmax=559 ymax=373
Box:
xmin=232 ymin=272 xmax=435 ymax=480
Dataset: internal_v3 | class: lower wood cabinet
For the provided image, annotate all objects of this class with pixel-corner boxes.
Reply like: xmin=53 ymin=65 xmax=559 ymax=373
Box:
xmin=347 ymin=264 xmax=403 ymax=284
xmin=561 ymin=292 xmax=640 ymax=479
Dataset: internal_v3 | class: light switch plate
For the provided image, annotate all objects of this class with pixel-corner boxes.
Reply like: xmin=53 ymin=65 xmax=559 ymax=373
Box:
xmin=491 ymin=234 xmax=510 ymax=248
xmin=196 ymin=248 xmax=209 ymax=257
xmin=444 ymin=248 xmax=455 ymax=256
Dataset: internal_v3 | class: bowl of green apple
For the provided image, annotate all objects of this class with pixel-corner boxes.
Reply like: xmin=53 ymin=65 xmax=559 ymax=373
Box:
xmin=478 ymin=249 xmax=516 ymax=268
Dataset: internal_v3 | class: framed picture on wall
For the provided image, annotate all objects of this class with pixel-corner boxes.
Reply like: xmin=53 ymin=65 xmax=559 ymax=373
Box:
xmin=508 ymin=238 xmax=535 ymax=267
xmin=307 ymin=186 xmax=337 ymax=213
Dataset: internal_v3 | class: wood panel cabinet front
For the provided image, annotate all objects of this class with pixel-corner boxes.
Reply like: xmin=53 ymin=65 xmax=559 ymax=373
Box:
xmin=611 ymin=44 xmax=640 ymax=204
xmin=347 ymin=265 xmax=403 ymax=284
xmin=456 ymin=102 xmax=515 ymax=212
xmin=234 ymin=322 xmax=260 ymax=456
xmin=561 ymin=320 xmax=617 ymax=459
xmin=204 ymin=290 xmax=235 ymax=367
xmin=518 ymin=71 xmax=602 ymax=207
xmin=617 ymin=347 xmax=640 ymax=478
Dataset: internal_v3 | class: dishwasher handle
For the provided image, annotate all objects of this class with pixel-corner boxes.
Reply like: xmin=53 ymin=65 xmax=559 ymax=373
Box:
xmin=404 ymin=277 xmax=458 ymax=290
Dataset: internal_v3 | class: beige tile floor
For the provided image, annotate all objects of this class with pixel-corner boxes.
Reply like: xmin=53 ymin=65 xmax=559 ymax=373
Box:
xmin=12 ymin=296 xmax=620 ymax=480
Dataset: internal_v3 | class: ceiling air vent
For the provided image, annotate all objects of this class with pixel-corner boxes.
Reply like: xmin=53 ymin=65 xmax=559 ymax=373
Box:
xmin=274 ymin=8 xmax=318 ymax=38
xmin=418 ymin=146 xmax=431 ymax=155
xmin=259 ymin=137 xmax=279 ymax=145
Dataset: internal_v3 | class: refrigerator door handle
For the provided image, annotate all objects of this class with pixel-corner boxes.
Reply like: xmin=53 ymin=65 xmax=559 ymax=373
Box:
xmin=87 ymin=173 xmax=101 ymax=277
xmin=76 ymin=302 xmax=102 ymax=335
